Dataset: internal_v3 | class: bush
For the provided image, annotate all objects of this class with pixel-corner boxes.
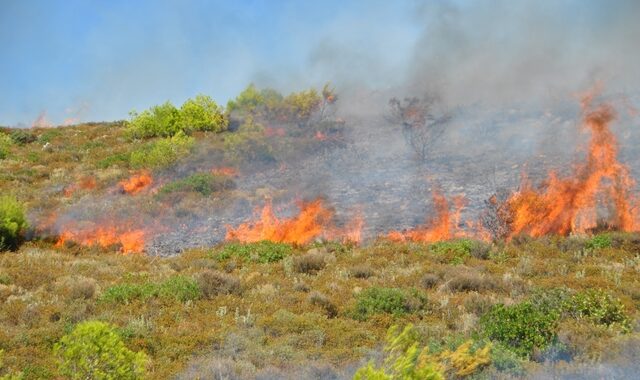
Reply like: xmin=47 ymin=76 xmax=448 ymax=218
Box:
xmin=159 ymin=173 xmax=234 ymax=196
xmin=293 ymin=252 xmax=327 ymax=274
xmin=308 ymin=291 xmax=338 ymax=318
xmin=179 ymin=94 xmax=227 ymax=133
xmin=480 ymin=301 xmax=559 ymax=358
xmin=216 ymin=241 xmax=293 ymax=263
xmin=196 ymin=270 xmax=241 ymax=298
xmin=0 ymin=134 xmax=12 ymax=160
xmin=129 ymin=132 xmax=194 ymax=169
xmin=54 ymin=320 xmax=147 ymax=380
xmin=429 ymin=239 xmax=476 ymax=264
xmin=585 ymin=233 xmax=612 ymax=250
xmin=127 ymin=101 xmax=181 ymax=138
xmin=350 ymin=264 xmax=374 ymax=279
xmin=0 ymin=195 xmax=28 ymax=251
xmin=9 ymin=129 xmax=36 ymax=145
xmin=420 ymin=273 xmax=440 ymax=289
xmin=354 ymin=287 xmax=409 ymax=320
xmin=565 ymin=289 xmax=631 ymax=331
xmin=445 ymin=272 xmax=498 ymax=293
xmin=100 ymin=276 xmax=201 ymax=304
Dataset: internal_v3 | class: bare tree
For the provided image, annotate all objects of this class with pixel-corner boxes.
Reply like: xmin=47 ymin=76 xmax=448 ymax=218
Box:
xmin=388 ymin=96 xmax=452 ymax=161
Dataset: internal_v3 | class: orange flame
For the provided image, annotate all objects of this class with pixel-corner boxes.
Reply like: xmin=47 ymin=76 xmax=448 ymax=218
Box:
xmin=63 ymin=176 xmax=97 ymax=197
xmin=55 ymin=222 xmax=145 ymax=254
xmin=315 ymin=131 xmax=328 ymax=141
xmin=119 ymin=171 xmax=153 ymax=194
xmin=506 ymin=90 xmax=639 ymax=237
xmin=211 ymin=167 xmax=239 ymax=177
xmin=225 ymin=199 xmax=334 ymax=245
xmin=388 ymin=190 xmax=467 ymax=242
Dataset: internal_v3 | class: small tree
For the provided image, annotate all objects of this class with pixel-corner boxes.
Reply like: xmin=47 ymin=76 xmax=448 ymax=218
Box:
xmin=127 ymin=101 xmax=181 ymax=138
xmin=0 ymin=133 xmax=12 ymax=160
xmin=54 ymin=320 xmax=147 ymax=380
xmin=0 ymin=195 xmax=28 ymax=251
xmin=388 ymin=96 xmax=451 ymax=161
xmin=179 ymin=94 xmax=228 ymax=133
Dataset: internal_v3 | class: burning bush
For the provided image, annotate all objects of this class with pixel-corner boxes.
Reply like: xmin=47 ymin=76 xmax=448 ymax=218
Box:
xmin=129 ymin=132 xmax=194 ymax=169
xmin=0 ymin=195 xmax=29 ymax=251
xmin=119 ymin=171 xmax=152 ymax=194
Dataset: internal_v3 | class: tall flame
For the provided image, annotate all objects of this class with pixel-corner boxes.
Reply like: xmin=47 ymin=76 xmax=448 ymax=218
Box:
xmin=388 ymin=190 xmax=468 ymax=242
xmin=225 ymin=199 xmax=334 ymax=245
xmin=506 ymin=90 xmax=639 ymax=237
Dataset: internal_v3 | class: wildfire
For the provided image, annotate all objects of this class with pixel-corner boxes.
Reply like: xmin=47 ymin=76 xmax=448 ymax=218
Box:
xmin=63 ymin=176 xmax=97 ymax=197
xmin=506 ymin=90 xmax=639 ymax=237
xmin=55 ymin=222 xmax=145 ymax=254
xmin=119 ymin=171 xmax=153 ymax=194
xmin=388 ymin=190 xmax=468 ymax=242
xmin=211 ymin=167 xmax=239 ymax=177
xmin=315 ymin=131 xmax=328 ymax=141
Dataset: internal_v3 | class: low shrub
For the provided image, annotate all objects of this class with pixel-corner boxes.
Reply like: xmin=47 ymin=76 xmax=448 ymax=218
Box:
xmin=564 ymin=289 xmax=631 ymax=331
xmin=0 ymin=195 xmax=29 ymax=251
xmin=179 ymin=94 xmax=228 ymax=133
xmin=445 ymin=272 xmax=498 ymax=293
xmin=480 ymin=301 xmax=559 ymax=359
xmin=354 ymin=287 xmax=409 ymax=320
xmin=293 ymin=252 xmax=327 ymax=274
xmin=350 ymin=264 xmax=374 ymax=279
xmin=216 ymin=241 xmax=293 ymax=263
xmin=54 ymin=320 xmax=147 ymax=379
xmin=159 ymin=173 xmax=234 ymax=197
xmin=585 ymin=233 xmax=612 ymax=250
xmin=420 ymin=273 xmax=440 ymax=289
xmin=196 ymin=270 xmax=241 ymax=298
xmin=308 ymin=291 xmax=338 ymax=318
xmin=129 ymin=132 xmax=194 ymax=169
xmin=68 ymin=277 xmax=97 ymax=300
xmin=430 ymin=239 xmax=478 ymax=264
xmin=9 ymin=129 xmax=36 ymax=145
xmin=0 ymin=133 xmax=12 ymax=159
xmin=100 ymin=276 xmax=201 ymax=304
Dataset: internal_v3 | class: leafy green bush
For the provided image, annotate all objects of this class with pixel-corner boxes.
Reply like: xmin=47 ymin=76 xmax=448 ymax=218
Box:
xmin=100 ymin=276 xmax=201 ymax=304
xmin=216 ymin=241 xmax=293 ymax=263
xmin=97 ymin=152 xmax=130 ymax=169
xmin=54 ymin=320 xmax=147 ymax=380
xmin=0 ymin=134 xmax=12 ymax=160
xmin=565 ymin=289 xmax=631 ymax=331
xmin=354 ymin=287 xmax=409 ymax=320
xmin=226 ymin=84 xmax=266 ymax=114
xmin=178 ymin=94 xmax=227 ymax=133
xmin=0 ymin=196 xmax=28 ymax=251
xmin=129 ymin=132 xmax=194 ymax=169
xmin=480 ymin=301 xmax=559 ymax=358
xmin=157 ymin=275 xmax=201 ymax=302
xmin=127 ymin=101 xmax=181 ymax=139
xmin=159 ymin=173 xmax=233 ymax=196
xmin=585 ymin=234 xmax=612 ymax=250
xmin=127 ymin=95 xmax=227 ymax=138
xmin=9 ymin=129 xmax=36 ymax=145
xmin=223 ymin=117 xmax=275 ymax=164
xmin=429 ymin=239 xmax=476 ymax=264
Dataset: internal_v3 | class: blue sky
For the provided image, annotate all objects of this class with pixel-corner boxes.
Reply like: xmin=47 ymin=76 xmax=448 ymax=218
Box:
xmin=1 ymin=1 xmax=638 ymax=126
xmin=0 ymin=0 xmax=421 ymax=125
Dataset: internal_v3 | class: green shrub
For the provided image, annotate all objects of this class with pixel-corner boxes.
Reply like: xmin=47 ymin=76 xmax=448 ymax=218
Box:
xmin=565 ymin=289 xmax=631 ymax=331
xmin=157 ymin=275 xmax=201 ymax=302
xmin=429 ymin=239 xmax=476 ymax=264
xmin=0 ymin=134 xmax=12 ymax=160
xmin=179 ymin=94 xmax=227 ymax=133
xmin=97 ymin=153 xmax=130 ymax=169
xmin=0 ymin=196 xmax=29 ymax=251
xmin=127 ymin=101 xmax=181 ymax=139
xmin=100 ymin=276 xmax=201 ymax=304
xmin=129 ymin=132 xmax=194 ymax=169
xmin=216 ymin=241 xmax=293 ymax=263
xmin=223 ymin=117 xmax=275 ymax=164
xmin=585 ymin=234 xmax=612 ymax=250
xmin=480 ymin=301 xmax=559 ymax=358
xmin=54 ymin=320 xmax=147 ymax=380
xmin=354 ymin=287 xmax=409 ymax=320
xmin=226 ymin=84 xmax=265 ymax=114
xmin=159 ymin=173 xmax=233 ymax=196
xmin=9 ymin=130 xmax=36 ymax=145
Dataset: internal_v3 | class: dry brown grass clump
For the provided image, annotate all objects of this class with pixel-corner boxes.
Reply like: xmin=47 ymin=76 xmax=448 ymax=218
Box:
xmin=350 ymin=264 xmax=374 ymax=279
xmin=196 ymin=269 xmax=241 ymax=298
xmin=293 ymin=252 xmax=327 ymax=274
xmin=308 ymin=291 xmax=338 ymax=318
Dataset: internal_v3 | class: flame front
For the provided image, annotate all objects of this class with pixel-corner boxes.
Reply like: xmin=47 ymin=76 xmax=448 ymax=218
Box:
xmin=507 ymin=90 xmax=639 ymax=237
xmin=56 ymin=222 xmax=145 ymax=254
xmin=388 ymin=190 xmax=468 ymax=242
xmin=119 ymin=171 xmax=153 ymax=194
